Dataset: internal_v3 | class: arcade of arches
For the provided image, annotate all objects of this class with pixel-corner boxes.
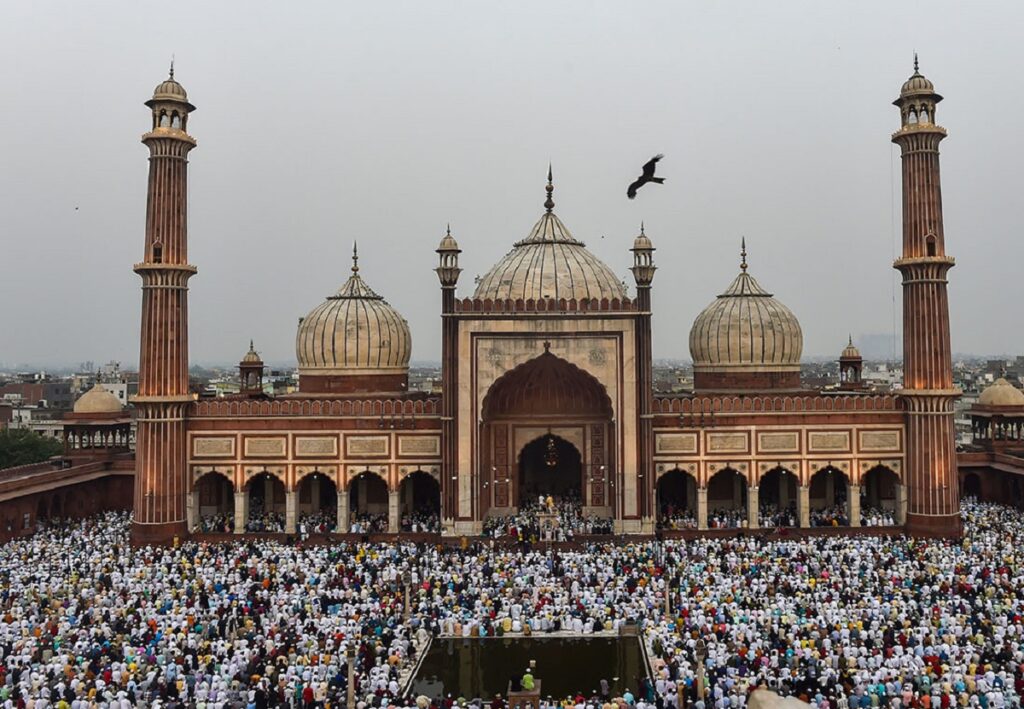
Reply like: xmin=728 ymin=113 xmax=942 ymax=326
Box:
xmin=480 ymin=351 xmax=614 ymax=517
xmin=188 ymin=468 xmax=440 ymax=535
xmin=655 ymin=464 xmax=906 ymax=530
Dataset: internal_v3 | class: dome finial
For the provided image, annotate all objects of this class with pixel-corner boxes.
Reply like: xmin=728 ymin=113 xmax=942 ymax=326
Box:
xmin=640 ymin=221 xmax=645 ymax=236
xmin=740 ymin=237 xmax=748 ymax=272
xmin=169 ymin=55 xmax=175 ymax=80
xmin=913 ymin=51 xmax=919 ymax=73
xmin=544 ymin=164 xmax=555 ymax=213
xmin=250 ymin=338 xmax=254 ymax=351
xmin=351 ymin=242 xmax=359 ymax=274
xmin=848 ymin=333 xmax=853 ymax=346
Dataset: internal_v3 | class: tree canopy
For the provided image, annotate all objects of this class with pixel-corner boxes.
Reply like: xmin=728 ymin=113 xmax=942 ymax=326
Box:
xmin=0 ymin=428 xmax=62 ymax=470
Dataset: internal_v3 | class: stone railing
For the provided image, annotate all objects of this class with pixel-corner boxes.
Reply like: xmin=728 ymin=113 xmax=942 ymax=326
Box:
xmin=654 ymin=393 xmax=901 ymax=415
xmin=193 ymin=397 xmax=440 ymax=418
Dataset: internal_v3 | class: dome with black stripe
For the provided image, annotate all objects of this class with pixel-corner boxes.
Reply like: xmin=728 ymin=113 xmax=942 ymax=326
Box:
xmin=689 ymin=241 xmax=803 ymax=390
xmin=473 ymin=171 xmax=625 ymax=302
xmin=295 ymin=246 xmax=411 ymax=378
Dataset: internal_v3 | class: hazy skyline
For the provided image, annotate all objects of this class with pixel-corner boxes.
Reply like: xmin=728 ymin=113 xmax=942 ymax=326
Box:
xmin=2 ymin=1 xmax=1022 ymax=368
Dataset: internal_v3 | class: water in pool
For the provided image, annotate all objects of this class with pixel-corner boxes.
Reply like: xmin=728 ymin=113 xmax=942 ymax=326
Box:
xmin=408 ymin=636 xmax=647 ymax=700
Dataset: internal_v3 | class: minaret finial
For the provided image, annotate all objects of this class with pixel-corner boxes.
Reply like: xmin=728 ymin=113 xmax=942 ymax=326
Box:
xmin=913 ymin=52 xmax=919 ymax=73
xmin=848 ymin=333 xmax=853 ymax=346
xmin=351 ymin=242 xmax=359 ymax=273
xmin=640 ymin=221 xmax=645 ymax=236
xmin=169 ymin=55 xmax=175 ymax=80
xmin=740 ymin=237 xmax=748 ymax=272
xmin=250 ymin=338 xmax=254 ymax=351
xmin=446 ymin=222 xmax=451 ymax=237
xmin=544 ymin=164 xmax=555 ymax=213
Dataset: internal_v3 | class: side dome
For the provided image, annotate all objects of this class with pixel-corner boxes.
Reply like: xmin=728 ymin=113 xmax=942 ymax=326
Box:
xmin=296 ymin=247 xmax=412 ymax=394
xmin=978 ymin=378 xmax=1024 ymax=407
xmin=473 ymin=172 xmax=626 ymax=302
xmin=74 ymin=383 xmax=123 ymax=414
xmin=689 ymin=243 xmax=803 ymax=391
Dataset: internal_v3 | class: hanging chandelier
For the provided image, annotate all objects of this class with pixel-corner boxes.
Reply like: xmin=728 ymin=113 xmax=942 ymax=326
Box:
xmin=544 ymin=434 xmax=559 ymax=468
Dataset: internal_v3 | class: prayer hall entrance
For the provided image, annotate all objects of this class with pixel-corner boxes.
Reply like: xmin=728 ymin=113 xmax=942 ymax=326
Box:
xmin=518 ymin=433 xmax=582 ymax=504
xmin=479 ymin=349 xmax=614 ymax=518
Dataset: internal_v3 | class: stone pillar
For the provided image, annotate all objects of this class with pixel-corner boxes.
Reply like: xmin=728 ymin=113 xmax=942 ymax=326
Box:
xmin=337 ymin=490 xmax=350 ymax=533
xmin=187 ymin=489 xmax=198 ymax=532
xmin=848 ymin=483 xmax=861 ymax=527
xmin=798 ymin=485 xmax=810 ymax=528
xmin=234 ymin=492 xmax=248 ymax=535
xmin=895 ymin=483 xmax=907 ymax=525
xmin=388 ymin=489 xmax=400 ymax=533
xmin=697 ymin=487 xmax=708 ymax=530
xmin=285 ymin=490 xmax=297 ymax=535
xmin=747 ymin=486 xmax=759 ymax=530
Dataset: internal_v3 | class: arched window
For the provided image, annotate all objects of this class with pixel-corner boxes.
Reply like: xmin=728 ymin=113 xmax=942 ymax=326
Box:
xmin=908 ymin=109 xmax=918 ymax=125
xmin=926 ymin=235 xmax=937 ymax=257
xmin=171 ymin=112 xmax=181 ymax=129
xmin=159 ymin=111 xmax=170 ymax=127
xmin=919 ymin=107 xmax=930 ymax=124
xmin=153 ymin=244 xmax=163 ymax=263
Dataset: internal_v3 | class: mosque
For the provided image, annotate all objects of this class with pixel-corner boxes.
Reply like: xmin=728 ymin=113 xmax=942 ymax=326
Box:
xmin=115 ymin=61 xmax=971 ymax=544
xmin=25 ymin=62 xmax=982 ymax=545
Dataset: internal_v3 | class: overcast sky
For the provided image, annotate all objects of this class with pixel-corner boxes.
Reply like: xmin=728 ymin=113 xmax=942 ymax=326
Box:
xmin=1 ymin=1 xmax=1021 ymax=368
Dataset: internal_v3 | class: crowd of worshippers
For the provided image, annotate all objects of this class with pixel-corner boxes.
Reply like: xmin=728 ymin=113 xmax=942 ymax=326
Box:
xmin=401 ymin=510 xmax=440 ymax=533
xmin=482 ymin=497 xmax=614 ymax=540
xmin=298 ymin=511 xmax=336 ymax=537
xmin=2 ymin=500 xmax=1024 ymax=708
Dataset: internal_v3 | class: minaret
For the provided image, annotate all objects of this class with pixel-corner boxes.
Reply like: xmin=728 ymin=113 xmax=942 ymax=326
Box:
xmin=131 ymin=64 xmax=198 ymax=545
xmin=891 ymin=57 xmax=961 ymax=536
xmin=631 ymin=223 xmax=656 ymax=527
xmin=435 ymin=223 xmax=462 ymax=530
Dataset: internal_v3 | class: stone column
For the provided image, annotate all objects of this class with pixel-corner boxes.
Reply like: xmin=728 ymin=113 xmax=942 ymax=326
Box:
xmin=747 ymin=486 xmax=759 ymax=530
xmin=285 ymin=490 xmax=297 ymax=535
xmin=187 ymin=489 xmax=198 ymax=532
xmin=388 ymin=489 xmax=400 ymax=533
xmin=337 ymin=490 xmax=350 ymax=533
xmin=697 ymin=487 xmax=708 ymax=530
xmin=234 ymin=492 xmax=248 ymax=534
xmin=798 ymin=485 xmax=810 ymax=528
xmin=848 ymin=483 xmax=861 ymax=527
xmin=895 ymin=483 xmax=907 ymax=525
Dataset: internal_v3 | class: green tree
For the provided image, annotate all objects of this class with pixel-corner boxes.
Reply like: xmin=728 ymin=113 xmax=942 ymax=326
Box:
xmin=0 ymin=428 xmax=63 ymax=469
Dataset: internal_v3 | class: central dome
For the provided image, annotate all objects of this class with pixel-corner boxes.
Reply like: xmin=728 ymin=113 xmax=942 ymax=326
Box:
xmin=473 ymin=174 xmax=625 ymax=302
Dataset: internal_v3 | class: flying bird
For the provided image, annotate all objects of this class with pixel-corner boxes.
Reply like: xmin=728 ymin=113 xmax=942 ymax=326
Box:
xmin=627 ymin=154 xmax=665 ymax=199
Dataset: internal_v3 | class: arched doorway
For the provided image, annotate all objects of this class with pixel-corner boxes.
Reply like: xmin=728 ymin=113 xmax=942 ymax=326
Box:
xmin=348 ymin=472 xmax=388 ymax=533
xmin=707 ymin=467 xmax=746 ymax=528
xmin=862 ymin=466 xmax=899 ymax=525
xmin=657 ymin=469 xmax=697 ymax=529
xmin=246 ymin=472 xmax=285 ymax=532
xmin=297 ymin=472 xmax=337 ymax=534
xmin=36 ymin=498 xmax=49 ymax=526
xmin=518 ymin=433 xmax=583 ymax=506
xmin=481 ymin=350 xmax=614 ymax=518
xmin=962 ymin=472 xmax=981 ymax=500
xmin=758 ymin=467 xmax=797 ymax=527
xmin=809 ymin=466 xmax=848 ymax=526
xmin=195 ymin=472 xmax=234 ymax=532
xmin=399 ymin=471 xmax=441 ymax=532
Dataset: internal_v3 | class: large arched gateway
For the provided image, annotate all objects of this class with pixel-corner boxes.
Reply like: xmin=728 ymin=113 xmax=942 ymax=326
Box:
xmin=480 ymin=349 xmax=614 ymax=518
